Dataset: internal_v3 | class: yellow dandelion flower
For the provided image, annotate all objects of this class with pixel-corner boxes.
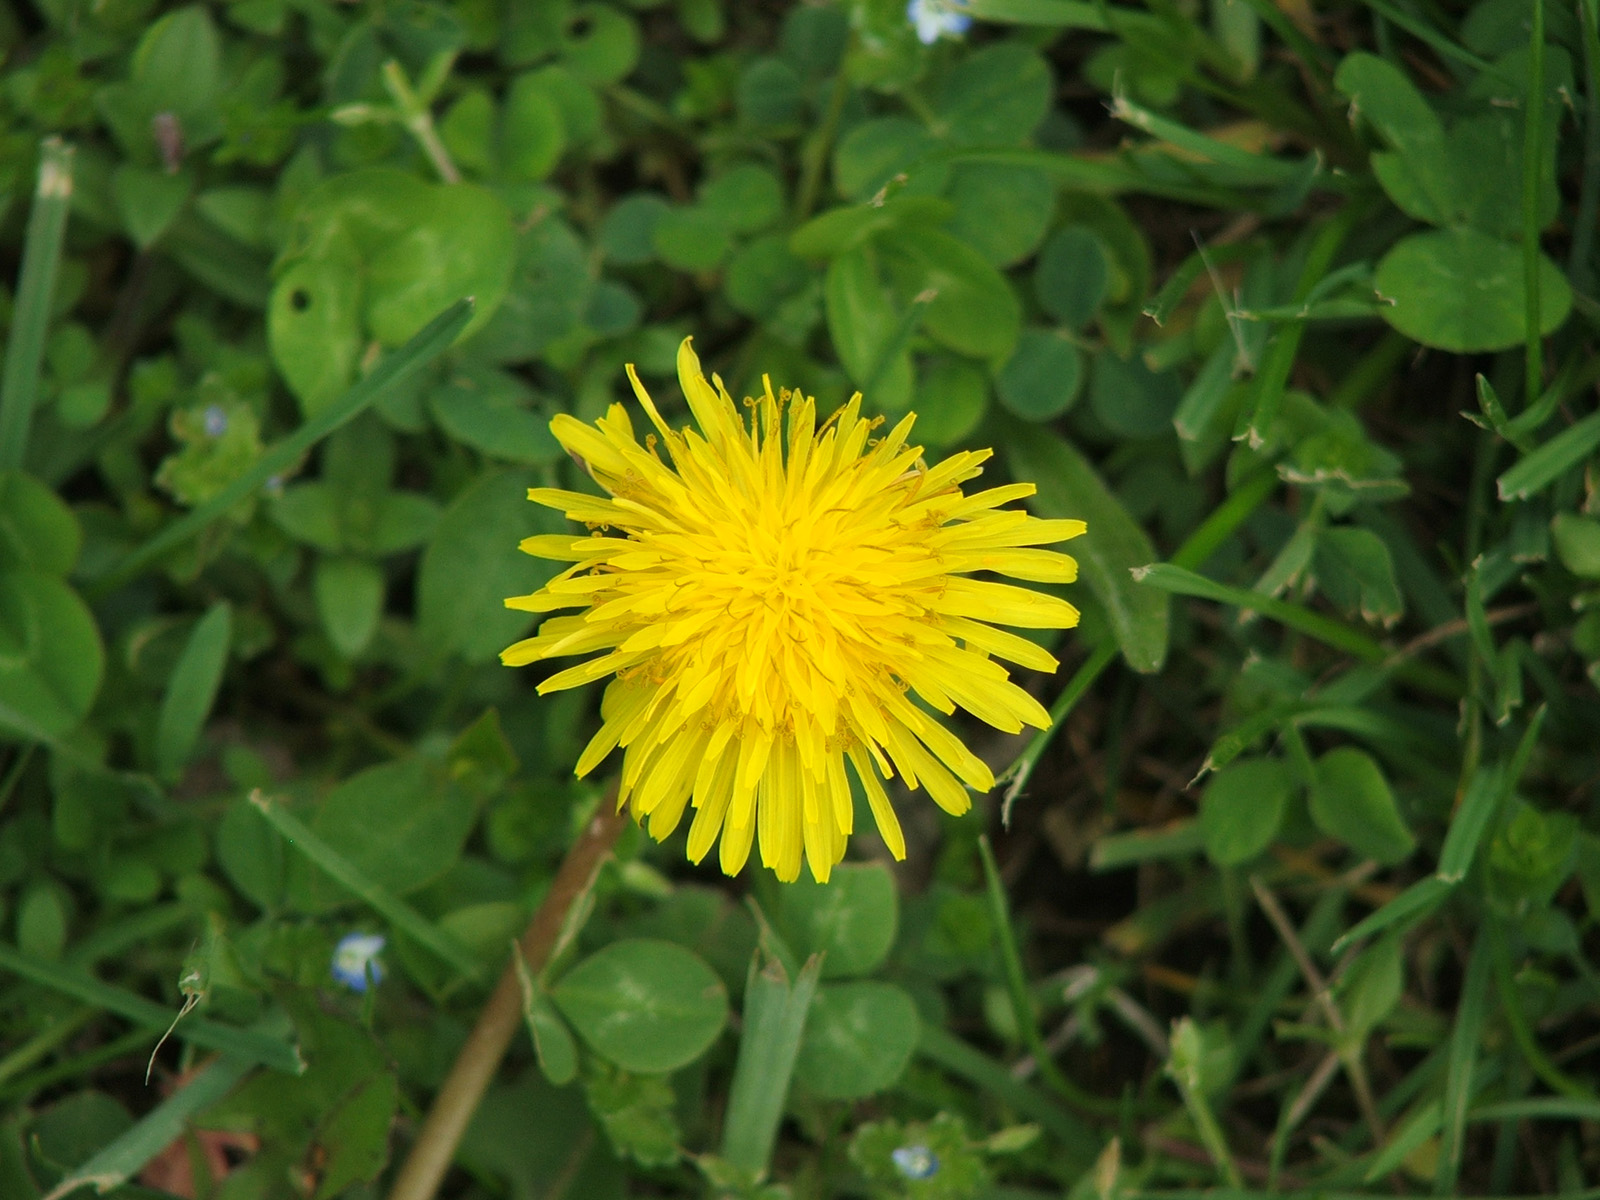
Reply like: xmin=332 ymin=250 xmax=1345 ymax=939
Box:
xmin=502 ymin=339 xmax=1084 ymax=884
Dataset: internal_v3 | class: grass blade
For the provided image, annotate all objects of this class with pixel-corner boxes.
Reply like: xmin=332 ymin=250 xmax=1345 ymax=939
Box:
xmin=1090 ymin=819 xmax=1206 ymax=871
xmin=961 ymin=0 xmax=1116 ymax=30
xmin=915 ymin=1024 xmax=1097 ymax=1163
xmin=0 ymin=942 xmax=302 ymax=1073
xmin=0 ymin=138 xmax=74 ymax=471
xmin=1496 ymin=410 xmax=1600 ymax=500
xmin=1434 ymin=934 xmax=1491 ymax=1195
xmin=1134 ymin=563 xmax=1460 ymax=697
xmin=248 ymin=790 xmax=484 ymax=982
xmin=91 ymin=298 xmax=473 ymax=595
xmin=1110 ymin=91 xmax=1307 ymax=186
xmin=1331 ymin=875 xmax=1454 ymax=953
xmin=40 ymin=1055 xmax=254 ymax=1200
xmin=978 ymin=835 xmax=1122 ymax=1119
xmin=1471 ymin=1096 xmax=1600 ymax=1123
xmin=1436 ymin=764 xmax=1504 ymax=883
xmin=719 ymin=949 xmax=823 ymax=1178
xmin=1246 ymin=207 xmax=1355 ymax=443
xmin=1522 ymin=0 xmax=1546 ymax=408
xmin=1135 ymin=563 xmax=1385 ymax=660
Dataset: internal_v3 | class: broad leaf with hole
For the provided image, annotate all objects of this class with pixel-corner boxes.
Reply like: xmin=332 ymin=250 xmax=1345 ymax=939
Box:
xmin=269 ymin=170 xmax=514 ymax=415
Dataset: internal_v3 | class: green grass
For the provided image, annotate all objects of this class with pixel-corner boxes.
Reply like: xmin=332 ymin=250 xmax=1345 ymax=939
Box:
xmin=1 ymin=2 xmax=1598 ymax=1199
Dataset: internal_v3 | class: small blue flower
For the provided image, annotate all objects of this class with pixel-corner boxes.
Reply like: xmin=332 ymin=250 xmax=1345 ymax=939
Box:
xmin=908 ymin=0 xmax=971 ymax=44
xmin=892 ymin=1144 xmax=940 ymax=1180
xmin=202 ymin=404 xmax=229 ymax=437
xmin=331 ymin=933 xmax=386 ymax=992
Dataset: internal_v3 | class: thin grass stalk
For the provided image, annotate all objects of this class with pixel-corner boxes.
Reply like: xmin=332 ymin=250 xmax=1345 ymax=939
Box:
xmin=1522 ymin=0 xmax=1547 ymax=408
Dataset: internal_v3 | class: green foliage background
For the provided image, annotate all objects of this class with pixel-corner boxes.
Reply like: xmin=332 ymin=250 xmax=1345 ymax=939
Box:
xmin=1 ymin=0 xmax=1599 ymax=1197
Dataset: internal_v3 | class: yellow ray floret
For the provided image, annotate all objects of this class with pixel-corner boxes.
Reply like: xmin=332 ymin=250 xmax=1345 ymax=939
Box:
xmin=502 ymin=337 xmax=1085 ymax=883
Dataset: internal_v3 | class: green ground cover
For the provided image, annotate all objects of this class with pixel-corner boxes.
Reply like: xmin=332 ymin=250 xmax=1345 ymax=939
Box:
xmin=1 ymin=0 xmax=1598 ymax=1197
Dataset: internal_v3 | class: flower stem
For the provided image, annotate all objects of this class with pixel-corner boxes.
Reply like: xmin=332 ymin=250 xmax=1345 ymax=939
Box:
xmin=384 ymin=796 xmax=627 ymax=1200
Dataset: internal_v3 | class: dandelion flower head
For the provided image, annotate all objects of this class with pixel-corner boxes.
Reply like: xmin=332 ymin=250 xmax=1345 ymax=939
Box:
xmin=503 ymin=339 xmax=1084 ymax=883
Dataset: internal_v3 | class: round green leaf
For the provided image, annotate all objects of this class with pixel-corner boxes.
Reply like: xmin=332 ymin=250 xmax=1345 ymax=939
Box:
xmin=794 ymin=982 xmax=920 ymax=1099
xmin=1200 ymin=757 xmax=1292 ymax=866
xmin=17 ymin=881 xmax=69 ymax=960
xmin=270 ymin=171 xmax=516 ymax=414
xmin=880 ymin=229 xmax=1021 ymax=360
xmin=1090 ymin=351 xmax=1181 ymax=438
xmin=561 ymin=4 xmax=640 ymax=84
xmin=1374 ymin=228 xmax=1572 ymax=353
xmin=1552 ymin=512 xmax=1600 ymax=579
xmin=288 ymin=756 xmax=477 ymax=911
xmin=832 ymin=117 xmax=945 ymax=202
xmin=130 ymin=5 xmax=222 ymax=142
xmin=503 ymin=74 xmax=568 ymax=181
xmin=155 ymin=601 xmax=232 ymax=776
xmin=314 ymin=557 xmax=384 ymax=659
xmin=440 ymin=90 xmax=496 ymax=176
xmin=1035 ymin=226 xmax=1111 ymax=328
xmin=935 ymin=43 xmax=1052 ymax=146
xmin=552 ymin=938 xmax=729 ymax=1073
xmin=776 ymin=862 xmax=898 ymax=979
xmin=782 ymin=3 xmax=848 ymax=74
xmin=699 ymin=165 xmax=784 ymax=235
xmin=825 ymin=244 xmax=912 ymax=412
xmin=195 ymin=186 xmax=272 ymax=249
xmin=600 ymin=193 xmax=671 ymax=265
xmin=270 ymin=483 xmax=344 ymax=552
xmin=112 ymin=165 xmax=191 ymax=250
xmin=369 ymin=492 xmax=442 ymax=555
xmin=428 ymin=375 xmax=561 ymax=466
xmin=585 ymin=280 xmax=641 ymax=336
xmin=996 ymin=328 xmax=1082 ymax=421
xmin=652 ymin=206 xmax=733 ymax=272
xmin=268 ymin=253 xmax=365 ymax=418
xmin=217 ymin=800 xmax=285 ymax=911
xmin=0 ymin=470 xmax=81 ymax=576
xmin=738 ymin=57 xmax=804 ymax=128
xmin=1309 ymin=747 xmax=1416 ymax=865
xmin=524 ymin=990 xmax=579 ymax=1086
xmin=417 ymin=469 xmax=561 ymax=663
xmin=0 ymin=570 xmax=104 ymax=739
xmin=915 ymin=357 xmax=988 ymax=446
xmin=102 ymin=858 xmax=161 ymax=903
xmin=943 ymin=163 xmax=1055 ymax=267
xmin=725 ymin=235 xmax=811 ymax=318
xmin=366 ymin=186 xmax=517 ymax=345
xmin=519 ymin=66 xmax=602 ymax=146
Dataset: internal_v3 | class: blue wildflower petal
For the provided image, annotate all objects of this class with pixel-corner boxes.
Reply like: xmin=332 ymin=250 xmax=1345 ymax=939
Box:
xmin=331 ymin=933 xmax=386 ymax=992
